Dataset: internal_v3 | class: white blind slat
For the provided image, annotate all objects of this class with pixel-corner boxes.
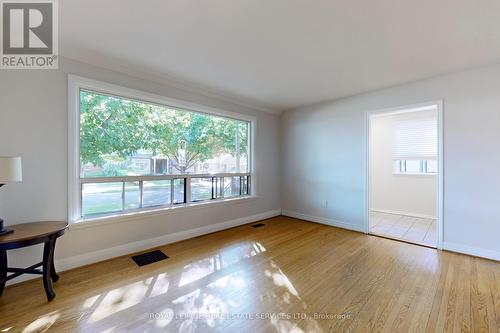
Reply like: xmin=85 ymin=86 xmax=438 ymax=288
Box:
xmin=392 ymin=118 xmax=437 ymax=160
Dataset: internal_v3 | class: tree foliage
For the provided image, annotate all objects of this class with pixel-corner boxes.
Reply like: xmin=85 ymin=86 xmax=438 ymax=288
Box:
xmin=79 ymin=91 xmax=248 ymax=173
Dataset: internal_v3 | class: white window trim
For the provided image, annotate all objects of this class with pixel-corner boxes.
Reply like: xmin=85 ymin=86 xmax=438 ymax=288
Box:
xmin=69 ymin=195 xmax=258 ymax=231
xmin=68 ymin=74 xmax=256 ymax=224
xmin=392 ymin=172 xmax=437 ymax=177
xmin=392 ymin=159 xmax=437 ymax=176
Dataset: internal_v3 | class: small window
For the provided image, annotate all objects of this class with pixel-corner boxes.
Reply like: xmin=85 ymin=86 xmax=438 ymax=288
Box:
xmin=405 ymin=160 xmax=421 ymax=173
xmin=426 ymin=160 xmax=438 ymax=173
xmin=394 ymin=159 xmax=437 ymax=175
xmin=191 ymin=178 xmax=213 ymax=202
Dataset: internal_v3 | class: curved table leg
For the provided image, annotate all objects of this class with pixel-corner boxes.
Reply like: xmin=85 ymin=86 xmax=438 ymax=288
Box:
xmin=50 ymin=239 xmax=59 ymax=283
xmin=43 ymin=237 xmax=56 ymax=301
xmin=0 ymin=249 xmax=6 ymax=296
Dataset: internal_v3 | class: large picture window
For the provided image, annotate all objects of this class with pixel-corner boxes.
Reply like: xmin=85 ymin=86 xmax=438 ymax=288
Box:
xmin=69 ymin=76 xmax=253 ymax=221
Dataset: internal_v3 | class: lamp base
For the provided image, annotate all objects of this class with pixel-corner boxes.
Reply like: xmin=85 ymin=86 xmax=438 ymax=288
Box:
xmin=0 ymin=218 xmax=13 ymax=236
xmin=0 ymin=228 xmax=13 ymax=236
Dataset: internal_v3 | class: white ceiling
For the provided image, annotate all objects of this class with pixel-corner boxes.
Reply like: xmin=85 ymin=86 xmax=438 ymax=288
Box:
xmin=60 ymin=0 xmax=500 ymax=113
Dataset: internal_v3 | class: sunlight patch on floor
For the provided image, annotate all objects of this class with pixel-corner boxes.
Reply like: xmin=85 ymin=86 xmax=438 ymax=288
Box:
xmin=179 ymin=256 xmax=219 ymax=287
xmin=265 ymin=262 xmax=300 ymax=299
xmin=88 ymin=279 xmax=153 ymax=323
xmin=22 ymin=311 xmax=60 ymax=333
xmin=179 ymin=241 xmax=266 ymax=287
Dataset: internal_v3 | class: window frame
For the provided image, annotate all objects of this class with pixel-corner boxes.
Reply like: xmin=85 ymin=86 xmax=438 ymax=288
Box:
xmin=393 ymin=159 xmax=437 ymax=176
xmin=68 ymin=75 xmax=256 ymax=224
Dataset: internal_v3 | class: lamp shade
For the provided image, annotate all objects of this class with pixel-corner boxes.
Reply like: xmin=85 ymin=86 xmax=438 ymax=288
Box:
xmin=0 ymin=157 xmax=22 ymax=183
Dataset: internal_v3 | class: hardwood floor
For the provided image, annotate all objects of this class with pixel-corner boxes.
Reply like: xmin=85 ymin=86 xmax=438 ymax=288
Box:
xmin=0 ymin=216 xmax=499 ymax=332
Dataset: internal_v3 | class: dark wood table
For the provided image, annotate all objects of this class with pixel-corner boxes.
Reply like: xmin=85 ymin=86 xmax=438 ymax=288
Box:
xmin=0 ymin=221 xmax=68 ymax=301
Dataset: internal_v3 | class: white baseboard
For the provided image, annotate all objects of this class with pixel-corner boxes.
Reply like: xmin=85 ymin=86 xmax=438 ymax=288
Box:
xmin=57 ymin=209 xmax=281 ymax=270
xmin=282 ymin=210 xmax=365 ymax=233
xmin=371 ymin=208 xmax=436 ymax=220
xmin=282 ymin=210 xmax=500 ymax=262
xmin=443 ymin=242 xmax=500 ymax=262
xmin=7 ymin=209 xmax=281 ymax=286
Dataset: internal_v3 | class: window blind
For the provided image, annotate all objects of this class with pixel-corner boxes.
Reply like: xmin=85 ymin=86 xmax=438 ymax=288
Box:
xmin=392 ymin=117 xmax=437 ymax=160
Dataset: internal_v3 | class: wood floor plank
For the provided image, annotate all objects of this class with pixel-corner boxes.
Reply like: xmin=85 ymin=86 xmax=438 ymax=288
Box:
xmin=0 ymin=216 xmax=499 ymax=333
xmin=470 ymin=257 xmax=494 ymax=333
xmin=408 ymin=252 xmax=443 ymax=333
xmin=331 ymin=241 xmax=415 ymax=332
xmin=374 ymin=246 xmax=428 ymax=333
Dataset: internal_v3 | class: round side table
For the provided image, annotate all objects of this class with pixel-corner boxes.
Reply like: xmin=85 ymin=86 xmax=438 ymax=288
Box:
xmin=0 ymin=221 xmax=68 ymax=301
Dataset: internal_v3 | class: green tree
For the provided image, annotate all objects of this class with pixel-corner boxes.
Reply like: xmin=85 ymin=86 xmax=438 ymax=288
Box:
xmin=80 ymin=91 xmax=248 ymax=174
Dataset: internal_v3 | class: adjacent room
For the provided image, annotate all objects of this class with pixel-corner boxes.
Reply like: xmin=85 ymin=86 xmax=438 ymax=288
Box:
xmin=369 ymin=105 xmax=439 ymax=247
xmin=1 ymin=1 xmax=500 ymax=332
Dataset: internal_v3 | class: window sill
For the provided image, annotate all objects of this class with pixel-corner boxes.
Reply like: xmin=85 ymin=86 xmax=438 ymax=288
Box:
xmin=392 ymin=172 xmax=437 ymax=177
xmin=69 ymin=195 xmax=258 ymax=230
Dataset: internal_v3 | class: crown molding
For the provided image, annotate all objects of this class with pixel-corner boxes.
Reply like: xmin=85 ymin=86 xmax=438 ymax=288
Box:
xmin=58 ymin=50 xmax=281 ymax=115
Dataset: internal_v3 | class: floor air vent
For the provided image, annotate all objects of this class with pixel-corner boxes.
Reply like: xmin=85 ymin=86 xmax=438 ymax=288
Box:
xmin=132 ymin=250 xmax=169 ymax=267
xmin=252 ymin=223 xmax=265 ymax=228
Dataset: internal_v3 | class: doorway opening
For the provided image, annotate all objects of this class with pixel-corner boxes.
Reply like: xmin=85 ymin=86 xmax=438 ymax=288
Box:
xmin=367 ymin=102 xmax=443 ymax=248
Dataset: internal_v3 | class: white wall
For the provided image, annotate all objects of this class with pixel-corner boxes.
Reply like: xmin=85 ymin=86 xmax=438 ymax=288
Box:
xmin=370 ymin=111 xmax=436 ymax=218
xmin=0 ymin=57 xmax=281 ymax=275
xmin=282 ymin=62 xmax=500 ymax=261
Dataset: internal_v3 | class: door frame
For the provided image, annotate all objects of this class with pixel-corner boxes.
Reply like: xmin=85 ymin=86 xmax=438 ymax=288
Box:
xmin=364 ymin=100 xmax=444 ymax=249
